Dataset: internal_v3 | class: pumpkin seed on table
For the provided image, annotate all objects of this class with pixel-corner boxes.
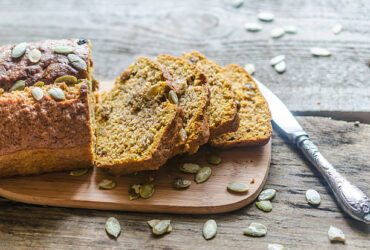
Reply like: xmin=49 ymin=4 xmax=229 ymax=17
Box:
xmin=284 ymin=25 xmax=297 ymax=34
xmin=206 ymin=152 xmax=222 ymax=165
xmin=243 ymin=222 xmax=267 ymax=237
xmin=55 ymin=75 xmax=78 ymax=84
xmin=179 ymin=163 xmax=200 ymax=174
xmin=227 ymin=182 xmax=249 ymax=193
xmin=244 ymin=23 xmax=262 ymax=32
xmin=310 ymin=48 xmax=331 ymax=57
xmin=53 ymin=46 xmax=75 ymax=54
xmin=48 ymin=87 xmax=66 ymax=101
xmin=152 ymin=220 xmax=171 ymax=235
xmin=268 ymin=244 xmax=285 ymax=250
xmin=27 ymin=49 xmax=42 ymax=63
xmin=34 ymin=81 xmax=45 ymax=87
xmin=270 ymin=55 xmax=285 ymax=66
xmin=99 ymin=179 xmax=117 ymax=190
xmin=306 ymin=189 xmax=321 ymax=205
xmin=256 ymin=200 xmax=273 ymax=212
xmin=140 ymin=183 xmax=154 ymax=199
xmin=69 ymin=168 xmax=89 ymax=176
xmin=105 ymin=217 xmax=121 ymax=238
xmin=31 ymin=87 xmax=43 ymax=101
xmin=328 ymin=225 xmax=345 ymax=243
xmin=67 ymin=54 xmax=87 ymax=70
xmin=258 ymin=188 xmax=276 ymax=201
xmin=9 ymin=80 xmax=26 ymax=92
xmin=168 ymin=90 xmax=178 ymax=104
xmin=203 ymin=219 xmax=217 ymax=240
xmin=274 ymin=61 xmax=286 ymax=73
xmin=11 ymin=42 xmax=27 ymax=58
xmin=231 ymin=0 xmax=243 ymax=8
xmin=257 ymin=12 xmax=274 ymax=22
xmin=195 ymin=167 xmax=212 ymax=183
xmin=244 ymin=63 xmax=255 ymax=75
xmin=271 ymin=28 xmax=285 ymax=39
xmin=148 ymin=219 xmax=172 ymax=233
xmin=173 ymin=178 xmax=191 ymax=189
xmin=332 ymin=24 xmax=342 ymax=35
xmin=129 ymin=184 xmax=141 ymax=200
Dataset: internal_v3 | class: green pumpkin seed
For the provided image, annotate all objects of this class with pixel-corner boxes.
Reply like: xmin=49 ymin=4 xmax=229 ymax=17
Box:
xmin=152 ymin=220 xmax=171 ymax=235
xmin=0 ymin=88 xmax=4 ymax=94
xmin=55 ymin=75 xmax=78 ymax=84
xmin=48 ymin=87 xmax=66 ymax=101
xmin=173 ymin=178 xmax=191 ymax=189
xmin=206 ymin=152 xmax=222 ymax=165
xmin=11 ymin=42 xmax=27 ymax=58
xmin=258 ymin=188 xmax=276 ymax=201
xmin=268 ymin=244 xmax=285 ymax=250
xmin=69 ymin=168 xmax=89 ymax=176
xmin=27 ymin=49 xmax=42 ymax=63
xmin=306 ymin=189 xmax=321 ymax=205
xmin=99 ymin=179 xmax=117 ymax=190
xmin=168 ymin=90 xmax=178 ymax=104
xmin=147 ymin=219 xmax=161 ymax=228
xmin=328 ymin=225 xmax=345 ymax=243
xmin=67 ymin=54 xmax=87 ymax=70
xmin=243 ymin=222 xmax=267 ymax=237
xmin=10 ymin=80 xmax=26 ymax=92
xmin=227 ymin=182 xmax=249 ymax=193
xmin=146 ymin=83 xmax=161 ymax=99
xmin=105 ymin=217 xmax=121 ymax=238
xmin=195 ymin=167 xmax=212 ymax=183
xmin=179 ymin=163 xmax=200 ymax=174
xmin=31 ymin=87 xmax=43 ymax=101
xmin=203 ymin=219 xmax=217 ymax=240
xmin=34 ymin=81 xmax=45 ymax=87
xmin=129 ymin=184 xmax=141 ymax=200
xmin=140 ymin=183 xmax=154 ymax=199
xmin=256 ymin=200 xmax=272 ymax=212
xmin=54 ymin=46 xmax=75 ymax=54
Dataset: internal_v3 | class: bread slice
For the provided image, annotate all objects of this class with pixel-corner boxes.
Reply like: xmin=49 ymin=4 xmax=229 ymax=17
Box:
xmin=210 ymin=64 xmax=272 ymax=148
xmin=157 ymin=54 xmax=209 ymax=155
xmin=182 ymin=51 xmax=240 ymax=139
xmin=94 ymin=57 xmax=184 ymax=175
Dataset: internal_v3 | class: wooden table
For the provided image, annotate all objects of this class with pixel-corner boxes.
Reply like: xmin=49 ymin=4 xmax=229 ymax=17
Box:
xmin=0 ymin=0 xmax=369 ymax=249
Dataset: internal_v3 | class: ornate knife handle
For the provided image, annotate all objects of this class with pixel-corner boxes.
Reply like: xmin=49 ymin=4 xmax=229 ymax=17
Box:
xmin=296 ymin=135 xmax=370 ymax=223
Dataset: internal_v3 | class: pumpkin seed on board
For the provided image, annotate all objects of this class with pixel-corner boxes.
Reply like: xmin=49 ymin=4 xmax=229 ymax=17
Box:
xmin=31 ymin=87 xmax=44 ymax=101
xmin=258 ymin=189 xmax=276 ymax=201
xmin=105 ymin=217 xmax=121 ymax=238
xmin=310 ymin=48 xmax=331 ymax=57
xmin=270 ymin=55 xmax=285 ymax=66
xmin=271 ymin=28 xmax=285 ymax=39
xmin=69 ymin=168 xmax=89 ymax=176
xmin=306 ymin=189 xmax=321 ymax=205
xmin=11 ymin=42 xmax=27 ymax=58
xmin=9 ymin=80 xmax=26 ymax=92
xmin=195 ymin=167 xmax=212 ymax=183
xmin=129 ymin=184 xmax=141 ymax=200
xmin=256 ymin=200 xmax=273 ymax=212
xmin=67 ymin=54 xmax=87 ymax=70
xmin=48 ymin=87 xmax=66 ymax=101
xmin=227 ymin=182 xmax=249 ymax=193
xmin=27 ymin=49 xmax=42 ymax=63
xmin=244 ymin=63 xmax=255 ymax=75
xmin=34 ymin=81 xmax=45 ymax=87
xmin=268 ymin=244 xmax=285 ymax=250
xmin=257 ymin=12 xmax=274 ymax=22
xmin=203 ymin=219 xmax=217 ymax=240
xmin=274 ymin=61 xmax=286 ymax=73
xmin=243 ymin=222 xmax=267 ymax=237
xmin=179 ymin=163 xmax=200 ymax=174
xmin=332 ymin=24 xmax=342 ymax=35
xmin=148 ymin=220 xmax=172 ymax=233
xmin=173 ymin=178 xmax=191 ymax=189
xmin=140 ymin=183 xmax=154 ymax=199
xmin=231 ymin=0 xmax=243 ymax=8
xmin=54 ymin=46 xmax=75 ymax=54
xmin=55 ymin=75 xmax=78 ymax=84
xmin=152 ymin=220 xmax=171 ymax=235
xmin=284 ymin=25 xmax=297 ymax=34
xmin=168 ymin=90 xmax=178 ymax=104
xmin=244 ymin=23 xmax=262 ymax=32
xmin=206 ymin=152 xmax=222 ymax=165
xmin=99 ymin=179 xmax=117 ymax=190
xmin=328 ymin=225 xmax=345 ymax=243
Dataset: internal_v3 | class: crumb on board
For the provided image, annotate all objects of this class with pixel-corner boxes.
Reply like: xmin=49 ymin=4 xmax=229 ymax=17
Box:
xmin=250 ymin=178 xmax=255 ymax=184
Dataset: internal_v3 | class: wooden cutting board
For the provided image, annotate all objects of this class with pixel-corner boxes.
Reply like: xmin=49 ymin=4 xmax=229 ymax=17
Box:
xmin=0 ymin=81 xmax=271 ymax=214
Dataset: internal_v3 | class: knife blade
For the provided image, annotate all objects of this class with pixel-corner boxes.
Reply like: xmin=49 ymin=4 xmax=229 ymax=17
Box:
xmin=255 ymin=78 xmax=370 ymax=224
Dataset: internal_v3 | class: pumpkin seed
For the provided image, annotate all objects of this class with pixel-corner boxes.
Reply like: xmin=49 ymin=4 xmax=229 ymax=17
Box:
xmin=9 ymin=80 xmax=26 ymax=92
xmin=231 ymin=0 xmax=243 ymax=8
xmin=244 ymin=63 xmax=255 ymax=75
xmin=11 ymin=42 xmax=27 ymax=58
xmin=54 ymin=46 xmax=75 ymax=54
xmin=284 ymin=25 xmax=297 ymax=34
xmin=153 ymin=220 xmax=171 ymax=235
xmin=48 ymin=87 xmax=66 ymax=101
xmin=168 ymin=90 xmax=178 ymax=104
xmin=268 ymin=244 xmax=285 ymax=250
xmin=147 ymin=219 xmax=161 ymax=228
xmin=173 ymin=178 xmax=191 ymax=189
xmin=27 ymin=49 xmax=42 ymax=63
xmin=129 ymin=184 xmax=141 ymax=200
xmin=105 ymin=217 xmax=121 ymax=238
xmin=256 ymin=200 xmax=272 ymax=212
xmin=354 ymin=121 xmax=360 ymax=127
xmin=31 ymin=87 xmax=43 ymax=101
xmin=258 ymin=188 xmax=276 ymax=201
xmin=310 ymin=48 xmax=331 ymax=57
xmin=328 ymin=226 xmax=345 ymax=243
xmin=55 ymin=75 xmax=78 ymax=84
xmin=245 ymin=23 xmax=262 ymax=32
xmin=179 ymin=163 xmax=200 ymax=174
xmin=306 ymin=189 xmax=321 ymax=205
xmin=271 ymin=28 xmax=285 ymax=39
xmin=227 ymin=182 xmax=249 ymax=193
xmin=332 ymin=24 xmax=342 ymax=35
xmin=206 ymin=152 xmax=222 ymax=165
xmin=203 ymin=219 xmax=217 ymax=240
xmin=140 ymin=183 xmax=154 ymax=199
xmin=34 ymin=81 xmax=45 ymax=87
xmin=67 ymin=54 xmax=87 ymax=70
xmin=99 ymin=179 xmax=117 ymax=190
xmin=270 ymin=55 xmax=285 ymax=66
xmin=257 ymin=12 xmax=274 ymax=22
xmin=69 ymin=168 xmax=89 ymax=176
xmin=0 ymin=88 xmax=4 ymax=94
xmin=146 ymin=83 xmax=161 ymax=99
xmin=179 ymin=128 xmax=187 ymax=141
xmin=274 ymin=61 xmax=286 ymax=73
xmin=195 ymin=167 xmax=212 ymax=183
xmin=243 ymin=222 xmax=267 ymax=237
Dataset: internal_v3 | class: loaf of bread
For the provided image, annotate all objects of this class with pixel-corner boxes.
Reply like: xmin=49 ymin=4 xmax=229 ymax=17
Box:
xmin=94 ymin=57 xmax=184 ymax=176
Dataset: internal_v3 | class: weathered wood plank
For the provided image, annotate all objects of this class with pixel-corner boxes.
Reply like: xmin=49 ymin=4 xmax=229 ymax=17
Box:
xmin=0 ymin=116 xmax=368 ymax=249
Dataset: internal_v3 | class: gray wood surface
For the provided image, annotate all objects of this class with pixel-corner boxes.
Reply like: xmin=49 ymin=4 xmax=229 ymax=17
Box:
xmin=0 ymin=0 xmax=369 ymax=114
xmin=0 ymin=117 xmax=369 ymax=249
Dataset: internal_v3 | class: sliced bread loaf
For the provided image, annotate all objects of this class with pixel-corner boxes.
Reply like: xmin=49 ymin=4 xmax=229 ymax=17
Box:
xmin=94 ymin=57 xmax=184 ymax=175
xmin=157 ymin=54 xmax=209 ymax=155
xmin=210 ymin=64 xmax=272 ymax=148
xmin=182 ymin=51 xmax=240 ymax=139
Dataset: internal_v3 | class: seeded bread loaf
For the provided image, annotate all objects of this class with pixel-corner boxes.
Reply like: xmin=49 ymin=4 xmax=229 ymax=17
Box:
xmin=182 ymin=51 xmax=240 ymax=139
xmin=95 ymin=57 xmax=184 ymax=176
xmin=210 ymin=64 xmax=272 ymax=148
xmin=157 ymin=54 xmax=210 ymax=155
xmin=0 ymin=80 xmax=95 ymax=177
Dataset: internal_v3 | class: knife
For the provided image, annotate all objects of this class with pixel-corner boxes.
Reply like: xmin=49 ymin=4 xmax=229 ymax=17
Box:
xmin=255 ymin=78 xmax=370 ymax=224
